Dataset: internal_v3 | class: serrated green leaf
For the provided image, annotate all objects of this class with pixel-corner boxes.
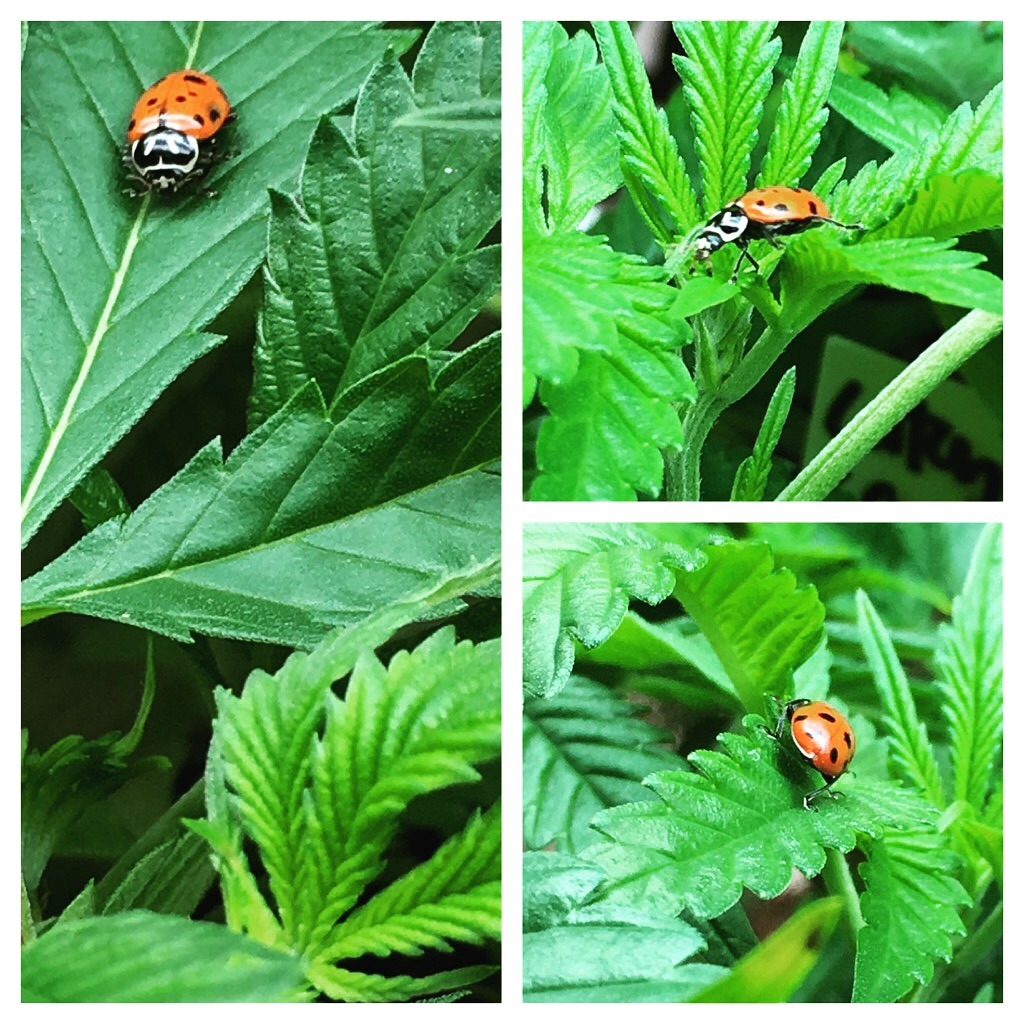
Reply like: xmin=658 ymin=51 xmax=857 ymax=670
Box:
xmin=321 ymin=803 xmax=500 ymax=961
xmin=523 ymin=852 xmax=726 ymax=1002
xmin=853 ymin=831 xmax=970 ymax=1002
xmin=829 ymin=73 xmax=946 ymax=153
xmin=523 ymin=22 xmax=621 ymax=235
xmin=758 ymin=22 xmax=844 ymax=188
xmin=207 ymin=620 xmax=499 ymax=999
xmin=786 ymin=235 xmax=1002 ymax=314
xmin=876 ymin=170 xmax=1003 ymax=242
xmin=592 ymin=21 xmax=699 ymax=241
xmin=673 ymin=21 xmax=782 ymax=212
xmin=21 ymin=22 xmax=417 ymax=547
xmin=730 ymin=366 xmax=796 ymax=500
xmin=524 ymin=676 xmax=684 ymax=853
xmin=22 ymin=353 xmax=500 ymax=647
xmin=961 ymin=821 xmax=1002 ymax=887
xmin=22 ymin=911 xmax=307 ymax=1002
xmin=587 ymin=717 xmax=937 ymax=920
xmin=936 ymin=524 xmax=1002 ymax=810
xmin=672 ymin=539 xmax=825 ymax=711
xmin=251 ymin=24 xmax=500 ymax=425
xmin=523 ymin=524 xmax=690 ymax=698
xmin=856 ymin=591 xmax=944 ymax=806
xmin=691 ymin=897 xmax=842 ymax=1002
xmin=309 ymin=962 xmax=495 ymax=1003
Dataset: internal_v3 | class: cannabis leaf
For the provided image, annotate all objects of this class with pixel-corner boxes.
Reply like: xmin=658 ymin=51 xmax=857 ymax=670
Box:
xmin=21 ymin=21 xmax=418 ymax=546
xmin=197 ymin=615 xmax=500 ymax=1001
xmin=587 ymin=717 xmax=936 ymax=920
xmin=523 ymin=852 xmax=727 ymax=1001
xmin=524 ymin=676 xmax=683 ymax=853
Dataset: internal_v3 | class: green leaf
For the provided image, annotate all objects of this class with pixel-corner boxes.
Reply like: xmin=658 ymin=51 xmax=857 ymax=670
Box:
xmin=757 ymin=22 xmax=844 ymax=188
xmin=522 ymin=524 xmax=688 ymax=698
xmin=207 ymin=620 xmax=499 ymax=998
xmin=21 ymin=21 xmax=417 ymax=547
xmin=936 ymin=524 xmax=1002 ymax=810
xmin=786 ymin=235 xmax=1002 ymax=314
xmin=523 ymin=22 xmax=621 ymax=235
xmin=523 ymin=852 xmax=726 ymax=1002
xmin=592 ymin=21 xmax=699 ymax=241
xmin=587 ymin=716 xmax=937 ymax=920
xmin=690 ymin=897 xmax=842 ymax=1002
xmin=671 ymin=539 xmax=826 ymax=712
xmin=22 ymin=911 xmax=307 ymax=1002
xmin=876 ymin=170 xmax=1003 ymax=242
xmin=730 ymin=366 xmax=796 ymax=500
xmin=22 ymin=354 xmax=500 ymax=647
xmin=673 ymin=21 xmax=782 ymax=212
xmin=320 ymin=803 xmax=500 ymax=961
xmin=524 ymin=676 xmax=684 ymax=853
xmin=828 ymin=72 xmax=946 ymax=153
xmin=251 ymin=24 xmax=500 ymax=425
xmin=856 ymin=591 xmax=944 ymax=806
xmin=853 ymin=831 xmax=970 ymax=1002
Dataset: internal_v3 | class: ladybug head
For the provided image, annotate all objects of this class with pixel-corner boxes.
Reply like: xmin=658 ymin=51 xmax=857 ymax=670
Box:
xmin=129 ymin=128 xmax=200 ymax=192
xmin=693 ymin=205 xmax=750 ymax=262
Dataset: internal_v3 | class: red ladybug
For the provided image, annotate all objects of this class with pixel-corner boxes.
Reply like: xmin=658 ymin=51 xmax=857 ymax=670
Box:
xmin=694 ymin=186 xmax=863 ymax=281
xmin=772 ymin=698 xmax=856 ymax=809
xmin=125 ymin=69 xmax=234 ymax=193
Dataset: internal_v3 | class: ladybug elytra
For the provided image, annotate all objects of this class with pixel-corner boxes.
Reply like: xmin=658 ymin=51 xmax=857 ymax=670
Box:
xmin=694 ymin=186 xmax=863 ymax=281
xmin=772 ymin=698 xmax=856 ymax=810
xmin=125 ymin=69 xmax=234 ymax=194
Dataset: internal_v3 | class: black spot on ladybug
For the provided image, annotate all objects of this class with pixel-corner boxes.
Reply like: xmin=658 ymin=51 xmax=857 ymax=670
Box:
xmin=793 ymin=187 xmax=805 ymax=193
xmin=794 ymin=713 xmax=808 ymax=722
xmin=755 ymin=199 xmax=766 ymax=206
xmin=774 ymin=203 xmax=791 ymax=211
xmin=184 ymin=74 xmax=207 ymax=85
xmin=128 ymin=118 xmax=136 ymax=131
xmin=818 ymin=712 xmax=836 ymax=723
xmin=176 ymin=95 xmax=187 ymax=103
xmin=146 ymin=97 xmax=159 ymax=106
xmin=809 ymin=201 xmax=819 ymax=215
xmin=844 ymin=731 xmax=852 ymax=747
xmin=209 ymin=109 xmax=221 ymax=123
xmin=829 ymin=747 xmax=839 ymax=764
xmin=193 ymin=114 xmax=205 ymax=126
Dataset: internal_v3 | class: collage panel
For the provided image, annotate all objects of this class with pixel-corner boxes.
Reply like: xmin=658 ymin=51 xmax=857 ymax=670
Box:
xmin=523 ymin=21 xmax=1002 ymax=501
xmin=21 ymin=21 xmax=501 ymax=1003
xmin=523 ymin=522 xmax=1003 ymax=1002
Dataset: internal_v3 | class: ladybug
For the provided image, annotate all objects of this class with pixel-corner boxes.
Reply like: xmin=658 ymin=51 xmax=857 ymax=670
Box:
xmin=694 ymin=186 xmax=863 ymax=281
xmin=771 ymin=698 xmax=856 ymax=809
xmin=125 ymin=70 xmax=234 ymax=194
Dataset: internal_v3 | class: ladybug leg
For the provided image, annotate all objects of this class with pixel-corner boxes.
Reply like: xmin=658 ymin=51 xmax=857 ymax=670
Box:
xmin=730 ymin=242 xmax=759 ymax=282
xmin=803 ymin=776 xmax=840 ymax=811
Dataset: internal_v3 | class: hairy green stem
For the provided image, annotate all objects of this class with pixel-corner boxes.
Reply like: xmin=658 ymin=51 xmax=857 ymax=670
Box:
xmin=777 ymin=309 xmax=1002 ymax=501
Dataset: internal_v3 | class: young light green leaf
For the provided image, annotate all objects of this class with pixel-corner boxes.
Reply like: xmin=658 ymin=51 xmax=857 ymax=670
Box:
xmin=251 ymin=24 xmax=500 ymax=426
xmin=21 ymin=22 xmax=417 ymax=547
xmin=22 ymin=352 xmax=500 ymax=648
xmin=523 ymin=229 xmax=691 ymax=386
xmin=22 ymin=911 xmax=307 ymax=1002
xmin=523 ymin=22 xmax=621 ymax=235
xmin=853 ymin=831 xmax=970 ymax=1002
xmin=936 ymin=524 xmax=1002 ymax=810
xmin=523 ymin=852 xmax=725 ymax=1002
xmin=524 ymin=676 xmax=684 ymax=853
xmin=209 ymin=623 xmax=499 ymax=999
xmin=587 ymin=718 xmax=937 ymax=920
xmin=673 ymin=21 xmax=782 ymax=212
xmin=523 ymin=524 xmax=690 ymax=698
xmin=672 ymin=539 xmax=825 ymax=711
xmin=592 ymin=21 xmax=700 ymax=241
xmin=856 ymin=591 xmax=944 ymax=807
xmin=757 ymin=22 xmax=844 ymax=188
xmin=320 ymin=803 xmax=500 ymax=961
xmin=730 ymin=367 xmax=796 ymax=500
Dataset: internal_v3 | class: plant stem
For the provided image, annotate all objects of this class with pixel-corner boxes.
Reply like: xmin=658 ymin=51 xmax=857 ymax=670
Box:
xmin=912 ymin=899 xmax=1003 ymax=1002
xmin=777 ymin=309 xmax=1002 ymax=501
xmin=670 ymin=394 xmax=722 ymax=500
xmin=821 ymin=847 xmax=864 ymax=945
